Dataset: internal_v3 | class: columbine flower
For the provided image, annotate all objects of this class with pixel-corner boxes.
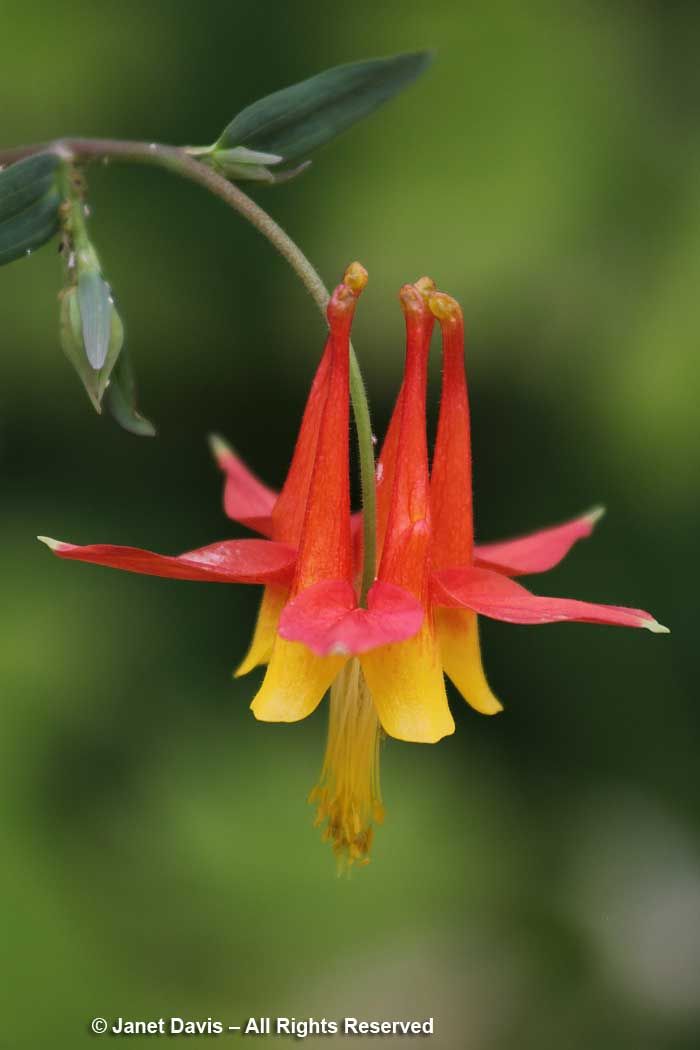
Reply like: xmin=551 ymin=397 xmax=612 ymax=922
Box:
xmin=40 ymin=264 xmax=667 ymax=871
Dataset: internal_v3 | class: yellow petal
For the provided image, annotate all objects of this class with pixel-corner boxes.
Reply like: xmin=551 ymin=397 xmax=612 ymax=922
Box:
xmin=435 ymin=607 xmax=503 ymax=715
xmin=235 ymin=585 xmax=287 ymax=677
xmin=360 ymin=623 xmax=454 ymax=743
xmin=251 ymin=635 xmax=346 ymax=723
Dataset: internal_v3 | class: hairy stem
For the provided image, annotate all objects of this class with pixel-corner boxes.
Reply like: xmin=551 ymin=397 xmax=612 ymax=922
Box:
xmin=1 ymin=137 xmax=377 ymax=599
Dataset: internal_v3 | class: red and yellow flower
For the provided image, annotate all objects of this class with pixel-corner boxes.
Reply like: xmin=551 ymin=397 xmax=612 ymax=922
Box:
xmin=40 ymin=263 xmax=667 ymax=870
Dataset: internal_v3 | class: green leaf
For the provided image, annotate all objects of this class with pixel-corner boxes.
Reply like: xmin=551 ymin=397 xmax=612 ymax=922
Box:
xmin=78 ymin=271 xmax=113 ymax=369
xmin=0 ymin=187 xmax=61 ymax=266
xmin=217 ymin=51 xmax=434 ymax=164
xmin=105 ymin=346 xmax=156 ymax=437
xmin=0 ymin=151 xmax=61 ymax=223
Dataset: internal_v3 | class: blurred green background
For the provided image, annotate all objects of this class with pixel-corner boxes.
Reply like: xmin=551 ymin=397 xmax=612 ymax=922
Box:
xmin=1 ymin=2 xmax=697 ymax=1047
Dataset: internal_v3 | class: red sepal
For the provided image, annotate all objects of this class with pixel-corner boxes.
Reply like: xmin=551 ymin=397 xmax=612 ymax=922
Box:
xmin=210 ymin=437 xmax=276 ymax=537
xmin=431 ymin=565 xmax=668 ymax=631
xmin=40 ymin=537 xmax=296 ymax=585
xmin=474 ymin=509 xmax=604 ymax=576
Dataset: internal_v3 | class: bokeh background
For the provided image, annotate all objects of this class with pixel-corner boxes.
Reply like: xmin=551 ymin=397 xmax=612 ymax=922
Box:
xmin=2 ymin=2 xmax=697 ymax=1047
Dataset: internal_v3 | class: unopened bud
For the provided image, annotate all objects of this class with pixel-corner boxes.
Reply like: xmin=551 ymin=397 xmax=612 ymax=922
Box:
xmin=193 ymin=144 xmax=310 ymax=185
xmin=60 ymin=284 xmax=124 ymax=413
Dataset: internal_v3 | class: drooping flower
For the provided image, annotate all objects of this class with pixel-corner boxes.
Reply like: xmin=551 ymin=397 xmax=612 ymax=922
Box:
xmin=39 ymin=264 xmax=668 ymax=871
xmin=249 ymin=278 xmax=452 ymax=863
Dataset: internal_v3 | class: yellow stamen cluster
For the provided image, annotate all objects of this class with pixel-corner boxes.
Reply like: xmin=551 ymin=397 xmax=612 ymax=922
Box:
xmin=309 ymin=659 xmax=384 ymax=873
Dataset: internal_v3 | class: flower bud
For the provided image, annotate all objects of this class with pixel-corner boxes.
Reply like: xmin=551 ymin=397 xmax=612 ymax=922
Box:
xmin=188 ymin=144 xmax=310 ymax=185
xmin=59 ymin=284 xmax=124 ymax=413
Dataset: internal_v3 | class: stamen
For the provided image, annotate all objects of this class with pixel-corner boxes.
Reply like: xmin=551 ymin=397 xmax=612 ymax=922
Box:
xmin=310 ymin=658 xmax=384 ymax=873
